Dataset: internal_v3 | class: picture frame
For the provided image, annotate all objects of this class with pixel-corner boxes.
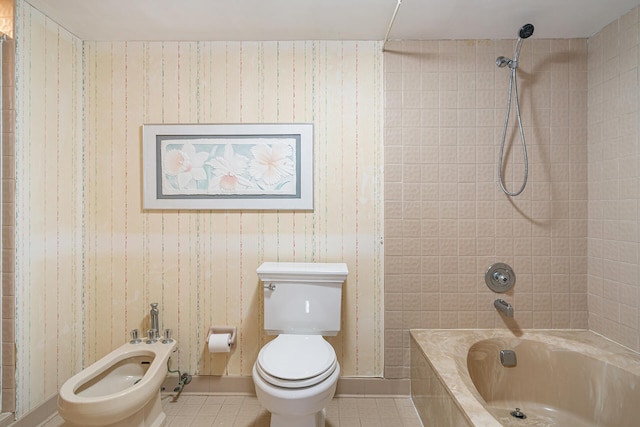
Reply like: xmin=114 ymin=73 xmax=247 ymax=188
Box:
xmin=142 ymin=123 xmax=313 ymax=210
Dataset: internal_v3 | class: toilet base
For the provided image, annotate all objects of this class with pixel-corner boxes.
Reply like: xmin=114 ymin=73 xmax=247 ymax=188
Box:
xmin=64 ymin=392 xmax=165 ymax=427
xmin=270 ymin=408 xmax=325 ymax=427
xmin=253 ymin=360 xmax=339 ymax=427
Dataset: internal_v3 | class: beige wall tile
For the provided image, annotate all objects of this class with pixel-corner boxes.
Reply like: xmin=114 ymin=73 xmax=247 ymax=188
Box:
xmin=588 ymin=6 xmax=640 ymax=352
xmin=385 ymin=36 xmax=590 ymax=377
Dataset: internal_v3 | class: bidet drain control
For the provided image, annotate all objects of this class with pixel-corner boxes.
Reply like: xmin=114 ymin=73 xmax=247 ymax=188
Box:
xmin=485 ymin=263 xmax=516 ymax=293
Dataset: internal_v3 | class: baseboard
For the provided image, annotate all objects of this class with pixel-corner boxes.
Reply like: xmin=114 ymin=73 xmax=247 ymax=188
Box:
xmin=161 ymin=374 xmax=255 ymax=395
xmin=161 ymin=375 xmax=410 ymax=397
xmin=8 ymin=394 xmax=57 ymax=427
xmin=336 ymin=377 xmax=410 ymax=396
xmin=0 ymin=413 xmax=13 ymax=427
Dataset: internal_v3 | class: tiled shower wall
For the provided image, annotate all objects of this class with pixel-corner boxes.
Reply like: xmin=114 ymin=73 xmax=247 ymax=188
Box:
xmin=1 ymin=38 xmax=15 ymax=414
xmin=0 ymin=0 xmax=13 ymax=413
xmin=384 ymin=39 xmax=589 ymax=378
xmin=587 ymin=8 xmax=640 ymax=352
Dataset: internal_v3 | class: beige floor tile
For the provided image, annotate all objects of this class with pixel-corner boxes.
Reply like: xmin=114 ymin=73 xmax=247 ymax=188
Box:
xmin=38 ymin=394 xmax=423 ymax=427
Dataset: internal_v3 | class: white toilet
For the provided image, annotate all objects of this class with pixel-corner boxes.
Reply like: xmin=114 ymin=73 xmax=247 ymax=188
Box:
xmin=57 ymin=338 xmax=177 ymax=427
xmin=253 ymin=262 xmax=348 ymax=427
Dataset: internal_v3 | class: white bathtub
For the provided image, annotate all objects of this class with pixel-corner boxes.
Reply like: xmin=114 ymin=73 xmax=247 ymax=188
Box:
xmin=410 ymin=329 xmax=640 ymax=427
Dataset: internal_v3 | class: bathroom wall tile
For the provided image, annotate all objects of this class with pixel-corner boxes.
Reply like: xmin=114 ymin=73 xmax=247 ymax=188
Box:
xmin=587 ymin=6 xmax=640 ymax=351
xmin=1 ymin=295 xmax=12 ymax=320
xmin=385 ymin=30 xmax=591 ymax=376
xmin=403 ymin=183 xmax=422 ymax=201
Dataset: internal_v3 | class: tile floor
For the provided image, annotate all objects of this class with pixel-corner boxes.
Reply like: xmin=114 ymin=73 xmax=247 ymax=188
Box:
xmin=40 ymin=394 xmax=424 ymax=427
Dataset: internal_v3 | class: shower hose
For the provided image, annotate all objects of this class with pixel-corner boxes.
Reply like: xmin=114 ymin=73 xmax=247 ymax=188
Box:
xmin=498 ymin=57 xmax=529 ymax=197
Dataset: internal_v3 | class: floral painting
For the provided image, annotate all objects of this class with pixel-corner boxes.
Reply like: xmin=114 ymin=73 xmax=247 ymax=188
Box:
xmin=142 ymin=124 xmax=313 ymax=210
xmin=160 ymin=138 xmax=298 ymax=196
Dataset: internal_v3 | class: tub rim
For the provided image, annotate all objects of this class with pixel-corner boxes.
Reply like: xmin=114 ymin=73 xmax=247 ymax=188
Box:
xmin=410 ymin=329 xmax=640 ymax=427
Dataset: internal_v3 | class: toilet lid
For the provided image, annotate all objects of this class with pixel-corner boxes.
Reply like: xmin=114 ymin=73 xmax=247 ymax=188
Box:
xmin=257 ymin=335 xmax=336 ymax=381
xmin=256 ymin=357 xmax=338 ymax=389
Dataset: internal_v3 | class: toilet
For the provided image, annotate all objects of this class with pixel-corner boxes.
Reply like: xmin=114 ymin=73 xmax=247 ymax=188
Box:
xmin=253 ymin=261 xmax=348 ymax=427
xmin=57 ymin=338 xmax=177 ymax=427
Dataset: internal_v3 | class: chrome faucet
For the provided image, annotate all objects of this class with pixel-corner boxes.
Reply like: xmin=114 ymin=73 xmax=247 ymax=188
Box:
xmin=150 ymin=303 xmax=160 ymax=339
xmin=494 ymin=299 xmax=514 ymax=318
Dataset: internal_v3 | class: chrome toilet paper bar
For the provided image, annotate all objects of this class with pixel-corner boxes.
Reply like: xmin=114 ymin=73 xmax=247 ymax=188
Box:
xmin=206 ymin=326 xmax=237 ymax=346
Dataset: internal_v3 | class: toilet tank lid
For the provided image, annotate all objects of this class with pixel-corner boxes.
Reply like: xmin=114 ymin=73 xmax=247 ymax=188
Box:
xmin=257 ymin=262 xmax=348 ymax=283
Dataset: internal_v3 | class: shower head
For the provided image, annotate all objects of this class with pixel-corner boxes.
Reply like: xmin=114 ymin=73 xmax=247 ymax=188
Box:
xmin=519 ymin=24 xmax=535 ymax=39
xmin=497 ymin=24 xmax=534 ymax=69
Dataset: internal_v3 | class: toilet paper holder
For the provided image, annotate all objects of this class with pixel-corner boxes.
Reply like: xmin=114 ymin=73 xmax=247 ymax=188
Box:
xmin=206 ymin=326 xmax=237 ymax=347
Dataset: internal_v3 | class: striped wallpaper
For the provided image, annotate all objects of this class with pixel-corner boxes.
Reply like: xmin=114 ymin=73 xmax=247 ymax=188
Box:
xmin=16 ymin=0 xmax=383 ymax=416
xmin=15 ymin=1 xmax=83 ymax=416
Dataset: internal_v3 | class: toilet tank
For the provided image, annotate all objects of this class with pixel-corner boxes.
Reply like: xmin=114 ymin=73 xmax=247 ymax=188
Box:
xmin=256 ymin=262 xmax=348 ymax=336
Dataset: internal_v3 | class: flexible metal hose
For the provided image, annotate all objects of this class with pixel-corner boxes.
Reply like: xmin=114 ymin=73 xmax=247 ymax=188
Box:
xmin=498 ymin=41 xmax=529 ymax=197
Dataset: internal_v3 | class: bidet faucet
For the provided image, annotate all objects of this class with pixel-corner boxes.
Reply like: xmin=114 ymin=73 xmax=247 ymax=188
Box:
xmin=494 ymin=299 xmax=514 ymax=318
xmin=150 ymin=303 xmax=160 ymax=339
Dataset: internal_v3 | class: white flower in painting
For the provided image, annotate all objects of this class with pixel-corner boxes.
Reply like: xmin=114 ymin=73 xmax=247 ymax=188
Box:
xmin=206 ymin=144 xmax=250 ymax=192
xmin=163 ymin=143 xmax=209 ymax=190
xmin=249 ymin=142 xmax=295 ymax=186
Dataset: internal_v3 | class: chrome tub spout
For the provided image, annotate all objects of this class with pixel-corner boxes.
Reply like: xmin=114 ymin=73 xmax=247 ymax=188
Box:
xmin=494 ymin=299 xmax=514 ymax=318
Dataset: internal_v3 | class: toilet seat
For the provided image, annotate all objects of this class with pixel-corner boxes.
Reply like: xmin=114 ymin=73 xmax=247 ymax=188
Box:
xmin=256 ymin=335 xmax=337 ymax=389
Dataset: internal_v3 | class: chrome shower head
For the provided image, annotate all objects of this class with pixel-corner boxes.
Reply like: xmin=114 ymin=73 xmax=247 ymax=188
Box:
xmin=519 ymin=24 xmax=534 ymax=39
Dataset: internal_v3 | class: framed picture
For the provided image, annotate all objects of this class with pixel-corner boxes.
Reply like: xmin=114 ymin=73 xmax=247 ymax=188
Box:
xmin=142 ymin=123 xmax=313 ymax=210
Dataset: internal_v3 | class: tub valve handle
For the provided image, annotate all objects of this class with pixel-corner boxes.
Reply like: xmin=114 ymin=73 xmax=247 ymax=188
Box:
xmin=493 ymin=271 xmax=509 ymax=284
xmin=485 ymin=263 xmax=516 ymax=293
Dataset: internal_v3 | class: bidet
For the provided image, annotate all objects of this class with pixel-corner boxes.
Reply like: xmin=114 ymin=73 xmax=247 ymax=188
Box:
xmin=58 ymin=334 xmax=177 ymax=426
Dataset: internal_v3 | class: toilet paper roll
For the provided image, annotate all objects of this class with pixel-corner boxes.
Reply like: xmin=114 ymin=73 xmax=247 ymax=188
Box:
xmin=208 ymin=333 xmax=231 ymax=353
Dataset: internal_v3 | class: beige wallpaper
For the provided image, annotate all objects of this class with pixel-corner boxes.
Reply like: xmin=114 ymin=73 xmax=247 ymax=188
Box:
xmin=15 ymin=1 xmax=383 ymax=416
xmin=82 ymin=39 xmax=383 ymax=378
xmin=383 ymin=38 xmax=590 ymax=378
xmin=15 ymin=1 xmax=83 ymax=415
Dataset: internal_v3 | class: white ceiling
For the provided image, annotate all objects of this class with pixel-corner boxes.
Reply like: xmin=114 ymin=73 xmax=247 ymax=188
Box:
xmin=25 ymin=0 xmax=640 ymax=42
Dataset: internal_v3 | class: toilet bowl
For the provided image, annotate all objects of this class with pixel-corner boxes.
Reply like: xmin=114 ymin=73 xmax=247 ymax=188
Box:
xmin=253 ymin=335 xmax=340 ymax=427
xmin=254 ymin=262 xmax=348 ymax=427
xmin=58 ymin=339 xmax=177 ymax=427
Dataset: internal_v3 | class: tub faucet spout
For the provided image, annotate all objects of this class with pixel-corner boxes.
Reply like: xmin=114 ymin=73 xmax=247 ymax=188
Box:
xmin=494 ymin=299 xmax=514 ymax=318
xmin=150 ymin=303 xmax=160 ymax=339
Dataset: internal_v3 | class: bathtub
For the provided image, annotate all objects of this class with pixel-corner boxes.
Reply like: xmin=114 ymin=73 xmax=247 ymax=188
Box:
xmin=410 ymin=329 xmax=640 ymax=427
